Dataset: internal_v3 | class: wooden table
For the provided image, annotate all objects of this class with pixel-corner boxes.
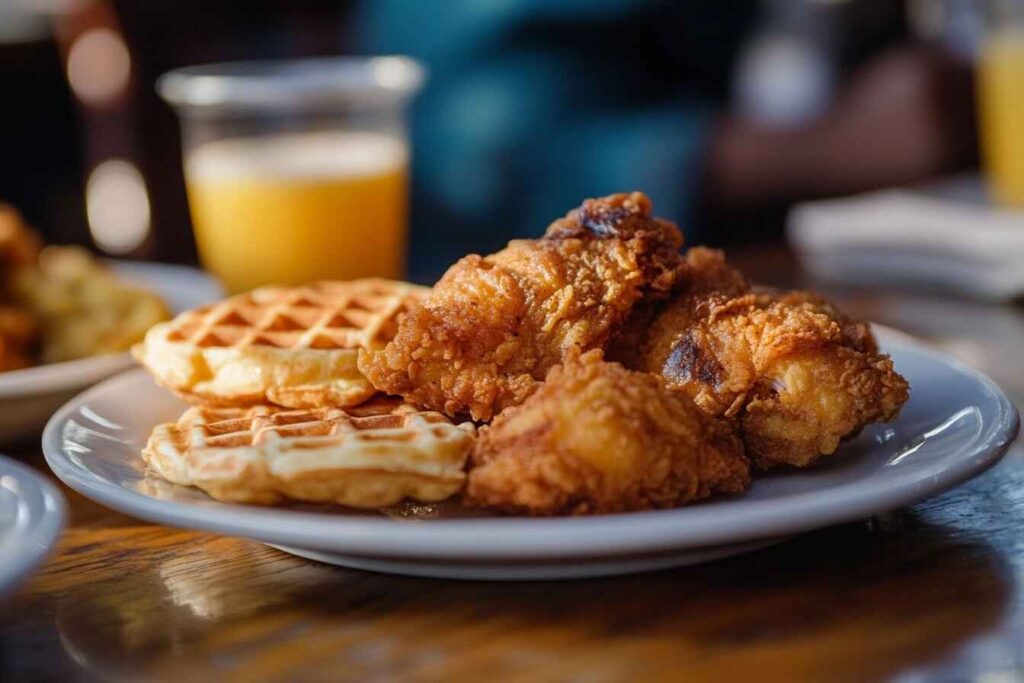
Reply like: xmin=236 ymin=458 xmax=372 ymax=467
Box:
xmin=2 ymin=247 xmax=1023 ymax=681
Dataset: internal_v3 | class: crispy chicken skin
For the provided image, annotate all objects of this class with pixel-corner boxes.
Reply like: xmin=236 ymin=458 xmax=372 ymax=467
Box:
xmin=607 ymin=245 xmax=749 ymax=369
xmin=465 ymin=350 xmax=750 ymax=515
xmin=624 ymin=248 xmax=909 ymax=469
xmin=358 ymin=192 xmax=684 ymax=421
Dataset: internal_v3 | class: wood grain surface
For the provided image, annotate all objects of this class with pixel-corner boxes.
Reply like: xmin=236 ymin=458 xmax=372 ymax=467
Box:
xmin=1 ymin=246 xmax=1023 ymax=682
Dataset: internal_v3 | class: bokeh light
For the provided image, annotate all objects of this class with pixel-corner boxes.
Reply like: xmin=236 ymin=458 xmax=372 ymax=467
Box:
xmin=66 ymin=27 xmax=131 ymax=106
xmin=85 ymin=159 xmax=150 ymax=254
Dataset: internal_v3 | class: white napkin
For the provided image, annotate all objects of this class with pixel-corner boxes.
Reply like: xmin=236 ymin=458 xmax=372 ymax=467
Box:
xmin=786 ymin=177 xmax=1024 ymax=300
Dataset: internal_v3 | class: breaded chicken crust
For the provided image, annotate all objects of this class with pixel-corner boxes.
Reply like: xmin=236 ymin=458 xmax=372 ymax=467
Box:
xmin=465 ymin=350 xmax=750 ymax=515
xmin=358 ymin=193 xmax=684 ymax=421
xmin=626 ymin=248 xmax=910 ymax=469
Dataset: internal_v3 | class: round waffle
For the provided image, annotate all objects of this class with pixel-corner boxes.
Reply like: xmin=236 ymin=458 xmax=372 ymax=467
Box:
xmin=134 ymin=279 xmax=428 ymax=408
xmin=142 ymin=396 xmax=475 ymax=507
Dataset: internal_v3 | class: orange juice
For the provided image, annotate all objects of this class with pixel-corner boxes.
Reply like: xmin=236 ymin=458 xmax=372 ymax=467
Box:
xmin=979 ymin=30 xmax=1024 ymax=207
xmin=185 ymin=131 xmax=408 ymax=293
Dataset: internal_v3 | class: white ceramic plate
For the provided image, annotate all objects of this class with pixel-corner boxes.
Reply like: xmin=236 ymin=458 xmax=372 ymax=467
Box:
xmin=0 ymin=455 xmax=66 ymax=596
xmin=0 ymin=261 xmax=222 ymax=443
xmin=42 ymin=328 xmax=1019 ymax=580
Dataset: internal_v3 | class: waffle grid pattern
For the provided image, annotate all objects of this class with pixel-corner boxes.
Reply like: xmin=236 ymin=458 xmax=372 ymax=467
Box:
xmin=165 ymin=280 xmax=419 ymax=351
xmin=175 ymin=399 xmax=463 ymax=452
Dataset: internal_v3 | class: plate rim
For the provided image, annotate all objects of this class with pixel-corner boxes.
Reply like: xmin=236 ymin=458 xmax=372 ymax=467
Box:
xmin=0 ymin=455 xmax=66 ymax=596
xmin=0 ymin=354 xmax=135 ymax=397
xmin=41 ymin=327 xmax=1020 ymax=561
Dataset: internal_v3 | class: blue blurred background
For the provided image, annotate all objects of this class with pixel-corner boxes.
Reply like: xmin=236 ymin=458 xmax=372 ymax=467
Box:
xmin=0 ymin=0 xmax=979 ymax=283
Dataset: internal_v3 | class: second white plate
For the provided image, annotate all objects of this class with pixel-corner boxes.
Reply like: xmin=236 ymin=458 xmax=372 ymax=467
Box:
xmin=41 ymin=328 xmax=1018 ymax=580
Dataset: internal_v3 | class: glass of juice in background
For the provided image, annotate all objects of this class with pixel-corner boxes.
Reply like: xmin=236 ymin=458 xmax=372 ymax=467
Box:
xmin=979 ymin=1 xmax=1024 ymax=207
xmin=157 ymin=57 xmax=425 ymax=292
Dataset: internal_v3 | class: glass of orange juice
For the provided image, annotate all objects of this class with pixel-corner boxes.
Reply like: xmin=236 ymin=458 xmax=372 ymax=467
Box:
xmin=157 ymin=57 xmax=425 ymax=292
xmin=979 ymin=2 xmax=1024 ymax=207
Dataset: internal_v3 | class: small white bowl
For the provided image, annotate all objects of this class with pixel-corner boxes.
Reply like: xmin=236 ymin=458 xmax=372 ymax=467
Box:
xmin=0 ymin=454 xmax=65 ymax=596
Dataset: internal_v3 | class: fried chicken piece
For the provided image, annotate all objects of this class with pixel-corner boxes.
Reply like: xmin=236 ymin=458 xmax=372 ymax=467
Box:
xmin=626 ymin=247 xmax=909 ymax=469
xmin=359 ymin=192 xmax=684 ymax=421
xmin=465 ymin=350 xmax=749 ymax=515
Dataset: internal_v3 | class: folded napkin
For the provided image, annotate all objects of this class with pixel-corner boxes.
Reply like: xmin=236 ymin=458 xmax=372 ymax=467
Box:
xmin=787 ymin=176 xmax=1024 ymax=300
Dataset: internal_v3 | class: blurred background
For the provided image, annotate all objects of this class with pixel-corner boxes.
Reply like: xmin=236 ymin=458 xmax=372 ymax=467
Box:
xmin=0 ymin=0 xmax=1013 ymax=284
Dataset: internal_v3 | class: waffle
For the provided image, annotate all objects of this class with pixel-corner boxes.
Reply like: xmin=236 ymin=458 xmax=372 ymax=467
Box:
xmin=142 ymin=397 xmax=476 ymax=507
xmin=134 ymin=279 xmax=428 ymax=408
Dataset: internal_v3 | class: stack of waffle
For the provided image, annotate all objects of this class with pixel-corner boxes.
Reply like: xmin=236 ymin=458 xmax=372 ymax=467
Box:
xmin=135 ymin=279 xmax=477 ymax=508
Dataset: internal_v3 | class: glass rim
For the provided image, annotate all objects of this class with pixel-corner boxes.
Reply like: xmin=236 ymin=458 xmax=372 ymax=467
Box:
xmin=156 ymin=55 xmax=426 ymax=113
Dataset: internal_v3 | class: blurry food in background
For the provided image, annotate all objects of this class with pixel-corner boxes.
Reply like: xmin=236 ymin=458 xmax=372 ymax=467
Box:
xmin=0 ymin=306 xmax=35 ymax=372
xmin=157 ymin=57 xmax=424 ymax=293
xmin=0 ymin=205 xmax=168 ymax=369
xmin=0 ymin=207 xmax=42 ymax=268
xmin=979 ymin=5 xmax=1024 ymax=206
xmin=0 ymin=207 xmax=43 ymax=371
xmin=15 ymin=246 xmax=169 ymax=363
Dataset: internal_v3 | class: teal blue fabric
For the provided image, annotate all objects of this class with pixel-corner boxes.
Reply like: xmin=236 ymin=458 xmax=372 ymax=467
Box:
xmin=352 ymin=0 xmax=752 ymax=281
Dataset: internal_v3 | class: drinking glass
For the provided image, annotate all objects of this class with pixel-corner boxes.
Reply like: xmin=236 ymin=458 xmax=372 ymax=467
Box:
xmin=158 ymin=56 xmax=425 ymax=292
xmin=979 ymin=0 xmax=1024 ymax=207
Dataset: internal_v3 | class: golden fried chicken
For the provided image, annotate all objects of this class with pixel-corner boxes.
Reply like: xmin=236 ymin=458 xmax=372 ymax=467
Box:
xmin=607 ymin=245 xmax=750 ymax=369
xmin=465 ymin=350 xmax=750 ymax=515
xmin=623 ymin=247 xmax=910 ymax=469
xmin=359 ymin=192 xmax=684 ymax=421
